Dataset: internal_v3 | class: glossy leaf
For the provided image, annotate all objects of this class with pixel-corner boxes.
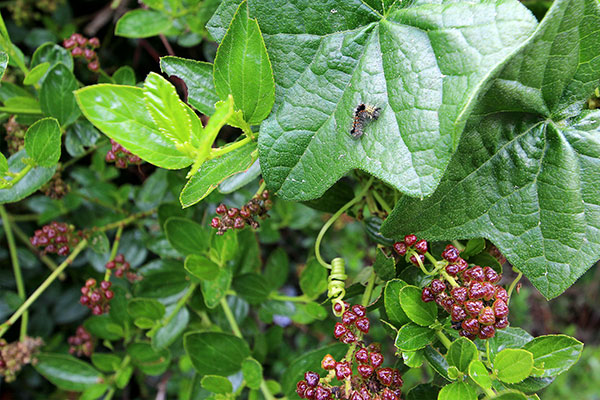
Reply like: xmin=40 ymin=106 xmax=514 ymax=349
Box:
xmin=184 ymin=332 xmax=250 ymax=376
xmin=521 ymin=334 xmax=583 ymax=378
xmin=40 ymin=63 xmax=80 ymax=126
xmin=233 ymin=273 xmax=270 ymax=304
xmin=214 ymin=0 xmax=274 ymax=125
xmin=180 ymin=140 xmax=257 ymax=208
xmin=35 ymin=354 xmax=103 ymax=391
xmin=299 ymin=258 xmax=328 ymax=299
xmin=24 ymin=117 xmax=61 ymax=167
xmin=384 ymin=279 xmax=409 ymax=327
xmin=0 ymin=153 xmax=7 ymax=174
xmin=381 ymin=0 xmax=600 ymax=299
xmin=115 ymin=9 xmax=172 ymax=38
xmin=424 ymin=346 xmax=450 ymax=382
xmin=394 ymin=323 xmax=435 ymax=351
xmin=164 ymin=217 xmax=210 ymax=255
xmin=24 ymin=62 xmax=49 ymax=85
xmin=185 ymin=254 xmax=220 ymax=281
xmin=127 ymin=342 xmax=171 ymax=375
xmin=84 ymin=315 xmax=124 ymax=341
xmin=237 ymin=0 xmax=539 ymax=201
xmin=242 ymin=357 xmax=263 ymax=390
xmin=0 ymin=150 xmax=56 ymax=204
xmin=438 ymin=381 xmax=478 ymax=400
xmin=91 ymin=353 xmax=121 ymax=372
xmin=127 ymin=298 xmax=166 ymax=322
xmin=152 ymin=304 xmax=190 ymax=350
xmin=399 ymin=285 xmax=437 ymax=326
xmin=201 ymin=375 xmax=233 ymax=393
xmin=201 ymin=266 xmax=233 ymax=308
xmin=494 ymin=349 xmax=534 ymax=384
xmin=487 ymin=327 xmax=534 ymax=362
xmin=490 ymin=391 xmax=529 ymax=400
xmin=160 ymin=56 xmax=219 ymax=115
xmin=468 ymin=360 xmax=492 ymax=390
xmin=75 ymin=84 xmax=193 ymax=169
xmin=447 ymin=337 xmax=478 ymax=373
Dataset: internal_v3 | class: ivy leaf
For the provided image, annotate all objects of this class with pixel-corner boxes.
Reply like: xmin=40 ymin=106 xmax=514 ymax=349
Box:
xmin=160 ymin=56 xmax=219 ymax=115
xmin=214 ymin=0 xmax=275 ymax=125
xmin=75 ymin=84 xmax=193 ymax=170
xmin=24 ymin=118 xmax=61 ymax=167
xmin=209 ymin=0 xmax=541 ymax=201
xmin=381 ymin=0 xmax=600 ymax=299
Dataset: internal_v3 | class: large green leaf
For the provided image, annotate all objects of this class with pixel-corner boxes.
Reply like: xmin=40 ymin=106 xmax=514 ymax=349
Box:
xmin=207 ymin=0 xmax=540 ymax=200
xmin=75 ymin=84 xmax=193 ymax=169
xmin=521 ymin=334 xmax=583 ymax=378
xmin=381 ymin=0 xmax=600 ymax=299
xmin=40 ymin=63 xmax=80 ymax=126
xmin=214 ymin=0 xmax=275 ymax=125
xmin=184 ymin=332 xmax=250 ymax=376
xmin=24 ymin=118 xmax=61 ymax=167
xmin=35 ymin=354 xmax=103 ymax=391
xmin=160 ymin=56 xmax=219 ymax=115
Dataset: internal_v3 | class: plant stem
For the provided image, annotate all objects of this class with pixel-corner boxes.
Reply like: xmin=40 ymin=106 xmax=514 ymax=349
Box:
xmin=0 ymin=239 xmax=88 ymax=338
xmin=361 ymin=273 xmax=376 ymax=307
xmin=0 ymin=164 xmax=32 ymax=189
xmin=97 ymin=209 xmax=156 ymax=232
xmin=440 ymin=268 xmax=460 ymax=289
xmin=506 ymin=268 xmax=523 ymax=305
xmin=104 ymin=225 xmax=124 ymax=281
xmin=435 ymin=330 xmax=452 ymax=349
xmin=0 ymin=206 xmax=27 ymax=339
xmin=269 ymin=293 xmax=311 ymax=303
xmin=209 ymin=136 xmax=254 ymax=159
xmin=260 ymin=380 xmax=276 ymax=400
xmin=162 ymin=283 xmax=197 ymax=327
xmin=371 ymin=190 xmax=392 ymax=215
xmin=0 ymin=107 xmax=40 ymax=115
xmin=315 ymin=177 xmax=374 ymax=269
xmin=220 ymin=297 xmax=242 ymax=338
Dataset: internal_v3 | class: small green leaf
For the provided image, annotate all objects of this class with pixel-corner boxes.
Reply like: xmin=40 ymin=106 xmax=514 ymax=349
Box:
xmin=399 ymin=285 xmax=437 ymax=326
xmin=447 ymin=337 xmax=478 ymax=373
xmin=447 ymin=366 xmax=460 ymax=380
xmin=91 ymin=353 xmax=122 ymax=372
xmin=75 ymin=84 xmax=193 ymax=170
xmin=438 ymin=381 xmax=478 ymax=400
xmin=487 ymin=327 xmax=534 ymax=362
xmin=164 ymin=217 xmax=210 ymax=255
xmin=201 ymin=375 xmax=233 ymax=393
xmin=424 ymin=346 xmax=450 ymax=381
xmin=184 ymin=332 xmax=250 ymax=376
xmin=0 ymin=51 xmax=7 ymax=81
xmin=83 ymin=315 xmax=124 ymax=341
xmin=210 ymin=229 xmax=238 ymax=265
xmin=152 ymin=304 xmax=189 ymax=350
xmin=80 ymin=383 xmax=108 ymax=400
xmin=143 ymin=72 xmax=197 ymax=154
xmin=402 ymin=349 xmax=425 ymax=368
xmin=35 ymin=353 xmax=103 ymax=391
xmin=214 ymin=0 xmax=275 ymax=124
xmin=384 ymin=279 xmax=409 ymax=327
xmin=127 ymin=342 xmax=171 ymax=375
xmin=0 ymin=153 xmax=8 ymax=174
xmin=489 ymin=390 xmax=529 ymax=400
xmin=299 ymin=258 xmax=328 ymax=299
xmin=160 ymin=56 xmax=219 ymax=115
xmin=185 ymin=254 xmax=220 ymax=280
xmin=180 ymin=140 xmax=257 ymax=208
xmin=201 ymin=266 xmax=232 ymax=308
xmin=115 ymin=9 xmax=172 ymax=38
xmin=406 ymin=383 xmax=440 ymax=400
xmin=40 ymin=63 xmax=80 ymax=126
xmin=88 ymin=231 xmax=109 ymax=254
xmin=24 ymin=62 xmax=50 ymax=85
xmin=31 ymin=42 xmax=73 ymax=72
xmin=112 ymin=66 xmax=136 ymax=85
xmin=394 ymin=323 xmax=435 ymax=351
xmin=462 ymin=238 xmax=486 ymax=258
xmin=264 ymin=247 xmax=289 ymax=290
xmin=521 ymin=334 xmax=583 ymax=378
xmin=494 ymin=349 xmax=534 ymax=384
xmin=242 ymin=357 xmax=263 ymax=390
xmin=233 ymin=273 xmax=270 ymax=304
xmin=373 ymin=247 xmax=396 ymax=281
xmin=127 ymin=298 xmax=166 ymax=322
xmin=24 ymin=117 xmax=61 ymax=167
xmin=468 ymin=360 xmax=492 ymax=390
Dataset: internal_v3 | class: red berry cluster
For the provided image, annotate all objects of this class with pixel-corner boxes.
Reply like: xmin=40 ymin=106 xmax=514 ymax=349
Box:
xmin=393 ymin=234 xmax=428 ymax=266
xmin=30 ymin=221 xmax=83 ymax=256
xmin=421 ymin=246 xmax=509 ymax=340
xmin=0 ymin=336 xmax=44 ymax=382
xmin=41 ymin=169 xmax=69 ymax=199
xmin=106 ymin=254 xmax=141 ymax=282
xmin=210 ymin=190 xmax=272 ymax=235
xmin=63 ymin=33 xmax=101 ymax=72
xmin=333 ymin=303 xmax=370 ymax=344
xmin=68 ymin=326 xmax=94 ymax=357
xmin=79 ymin=278 xmax=114 ymax=315
xmin=105 ymin=139 xmax=142 ymax=169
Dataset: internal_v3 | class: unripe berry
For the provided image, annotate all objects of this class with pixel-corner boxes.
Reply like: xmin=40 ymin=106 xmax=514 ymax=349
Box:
xmin=495 ymin=286 xmax=509 ymax=303
xmin=88 ymin=61 xmax=100 ymax=72
xmin=430 ymin=279 xmax=446 ymax=294
xmin=304 ymin=371 xmax=319 ymax=387
xmin=461 ymin=318 xmax=479 ymax=335
xmin=106 ymin=261 xmax=116 ymax=269
xmin=100 ymin=281 xmax=111 ymax=290
xmin=451 ymin=287 xmax=468 ymax=303
xmin=234 ymin=217 xmax=245 ymax=229
xmin=484 ymin=266 xmax=501 ymax=283
xmin=478 ymin=306 xmax=496 ymax=325
xmin=92 ymin=305 xmax=103 ymax=315
xmin=495 ymin=317 xmax=509 ymax=329
xmin=409 ymin=254 xmax=425 ymax=266
xmin=377 ymin=367 xmax=394 ymax=386
xmin=421 ymin=287 xmax=435 ymax=302
xmin=381 ymin=388 xmax=399 ymax=400
xmin=315 ymin=386 xmax=331 ymax=400
xmin=468 ymin=282 xmax=486 ymax=299
xmin=414 ymin=239 xmax=428 ymax=254
xmin=333 ymin=323 xmax=347 ymax=339
xmin=481 ymin=281 xmax=496 ymax=301
xmin=369 ymin=352 xmax=384 ymax=368
xmin=334 ymin=361 xmax=352 ymax=380
xmin=451 ymin=304 xmax=466 ymax=322
xmin=355 ymin=317 xmax=370 ymax=333
xmin=357 ymin=364 xmax=374 ymax=378
xmin=445 ymin=263 xmax=460 ymax=276
xmin=296 ymin=381 xmax=308 ymax=398
xmin=468 ymin=266 xmax=485 ymax=282
xmin=404 ymin=234 xmax=417 ymax=246
xmin=393 ymin=242 xmax=407 ymax=256
xmin=333 ymin=301 xmax=350 ymax=314
xmin=342 ymin=311 xmax=357 ymax=326
xmin=341 ymin=331 xmax=356 ymax=344
xmin=478 ymin=325 xmax=496 ymax=339
xmin=442 ymin=245 xmax=460 ymax=262
xmin=80 ymin=295 xmax=90 ymax=305
xmin=464 ymin=300 xmax=484 ymax=317
xmin=392 ymin=369 xmax=403 ymax=387
xmin=115 ymin=254 xmax=125 ymax=263
xmin=88 ymin=37 xmax=100 ymax=47
xmin=90 ymin=291 xmax=101 ymax=303
xmin=352 ymin=304 xmax=366 ymax=317
xmin=305 ymin=387 xmax=316 ymax=400
xmin=71 ymin=47 xmax=83 ymax=56
xmin=459 ymin=330 xmax=476 ymax=340
xmin=227 ymin=207 xmax=239 ymax=218
xmin=85 ymin=278 xmax=96 ymax=288
xmin=104 ymin=290 xmax=114 ymax=300
xmin=322 ymin=354 xmax=336 ymax=370
xmin=211 ymin=217 xmax=220 ymax=228
xmin=355 ymin=347 xmax=369 ymax=364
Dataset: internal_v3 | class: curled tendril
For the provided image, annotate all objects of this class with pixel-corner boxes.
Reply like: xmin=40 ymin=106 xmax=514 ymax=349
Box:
xmin=328 ymin=257 xmax=348 ymax=316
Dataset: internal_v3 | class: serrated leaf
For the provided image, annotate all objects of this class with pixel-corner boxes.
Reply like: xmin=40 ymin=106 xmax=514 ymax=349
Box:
xmin=180 ymin=140 xmax=257 ymax=208
xmin=35 ymin=354 xmax=103 ymax=391
xmin=160 ymin=56 xmax=219 ymax=115
xmin=24 ymin=117 xmax=61 ymax=167
xmin=447 ymin=337 xmax=478 ymax=373
xmin=143 ymin=72 xmax=197 ymax=155
xmin=214 ymin=0 xmax=274 ymax=125
xmin=40 ymin=63 xmax=80 ymax=126
xmin=381 ymin=0 xmax=600 ymax=299
xmin=75 ymin=84 xmax=193 ymax=169
xmin=184 ymin=332 xmax=250 ymax=376
xmin=115 ymin=9 xmax=172 ymax=38
xmin=394 ymin=323 xmax=435 ymax=351
xmin=399 ymin=285 xmax=437 ymax=326
xmin=521 ymin=334 xmax=583 ymax=378
xmin=248 ymin=0 xmax=537 ymax=201
xmin=494 ymin=349 xmax=534 ymax=384
xmin=438 ymin=381 xmax=478 ymax=400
